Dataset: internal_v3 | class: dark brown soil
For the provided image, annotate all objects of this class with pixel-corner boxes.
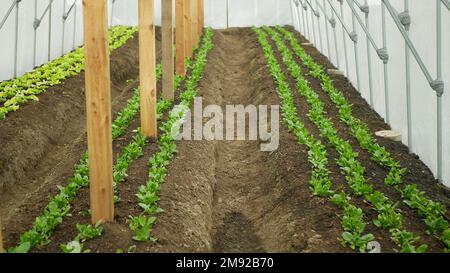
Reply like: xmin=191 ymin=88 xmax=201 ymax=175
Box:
xmin=0 ymin=27 xmax=164 ymax=249
xmin=1 ymin=26 xmax=449 ymax=254
xmin=282 ymin=26 xmax=450 ymax=252
xmin=265 ymin=34 xmax=398 ymax=252
xmin=39 ymin=28 xmax=349 ymax=253
xmin=124 ymin=28 xmax=348 ymax=253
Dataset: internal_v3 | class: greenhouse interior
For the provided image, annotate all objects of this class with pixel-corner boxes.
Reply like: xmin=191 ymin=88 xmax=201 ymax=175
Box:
xmin=0 ymin=0 xmax=449 ymax=258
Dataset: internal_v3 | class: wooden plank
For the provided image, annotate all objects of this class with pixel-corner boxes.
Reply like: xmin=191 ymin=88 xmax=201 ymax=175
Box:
xmin=82 ymin=0 xmax=114 ymax=223
xmin=138 ymin=0 xmax=158 ymax=137
xmin=162 ymin=0 xmax=174 ymax=100
xmin=175 ymin=0 xmax=185 ymax=76
xmin=199 ymin=0 xmax=204 ymax=36
xmin=184 ymin=0 xmax=192 ymax=58
xmin=0 ymin=217 xmax=4 ymax=253
xmin=191 ymin=0 xmax=199 ymax=48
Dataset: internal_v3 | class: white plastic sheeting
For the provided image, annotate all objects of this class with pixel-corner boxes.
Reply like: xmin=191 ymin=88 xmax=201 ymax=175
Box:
xmin=291 ymin=0 xmax=450 ymax=187
xmin=204 ymin=0 xmax=293 ymax=29
xmin=0 ymin=0 xmax=84 ymax=81
xmin=0 ymin=0 xmax=292 ymax=81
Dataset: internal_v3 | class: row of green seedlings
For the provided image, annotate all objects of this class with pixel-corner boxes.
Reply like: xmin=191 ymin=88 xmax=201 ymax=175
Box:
xmin=57 ymin=35 xmax=209 ymax=252
xmin=276 ymin=26 xmax=450 ymax=252
xmin=254 ymin=27 xmax=375 ymax=253
xmin=263 ymin=26 xmax=427 ymax=253
xmin=59 ymin=72 xmax=190 ymax=253
xmin=0 ymin=26 xmax=137 ymax=120
xmin=127 ymin=28 xmax=214 ymax=243
xmin=7 ymin=63 xmax=171 ymax=253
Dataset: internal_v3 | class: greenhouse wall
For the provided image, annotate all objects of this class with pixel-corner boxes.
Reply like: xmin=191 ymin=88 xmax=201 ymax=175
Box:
xmin=291 ymin=0 xmax=450 ymax=186
xmin=0 ymin=0 xmax=293 ymax=82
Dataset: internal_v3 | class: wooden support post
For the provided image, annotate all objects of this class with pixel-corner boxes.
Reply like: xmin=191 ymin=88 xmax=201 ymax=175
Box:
xmin=0 ymin=217 xmax=4 ymax=253
xmin=138 ymin=0 xmax=157 ymax=137
xmin=184 ymin=0 xmax=192 ymax=58
xmin=175 ymin=0 xmax=185 ymax=76
xmin=162 ymin=0 xmax=174 ymax=100
xmin=82 ymin=0 xmax=114 ymax=224
xmin=191 ymin=0 xmax=199 ymax=48
xmin=199 ymin=0 xmax=204 ymax=36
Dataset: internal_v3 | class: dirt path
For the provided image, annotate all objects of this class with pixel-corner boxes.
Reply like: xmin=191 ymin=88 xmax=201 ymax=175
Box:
xmin=208 ymin=29 xmax=274 ymax=252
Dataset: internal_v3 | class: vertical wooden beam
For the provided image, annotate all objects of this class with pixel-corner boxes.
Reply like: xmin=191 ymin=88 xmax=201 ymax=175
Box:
xmin=82 ymin=0 xmax=114 ymax=224
xmin=138 ymin=0 xmax=157 ymax=137
xmin=0 ymin=217 xmax=4 ymax=253
xmin=191 ymin=0 xmax=199 ymax=48
xmin=198 ymin=0 xmax=204 ymax=36
xmin=184 ymin=0 xmax=192 ymax=58
xmin=162 ymin=0 xmax=174 ymax=100
xmin=175 ymin=0 xmax=185 ymax=76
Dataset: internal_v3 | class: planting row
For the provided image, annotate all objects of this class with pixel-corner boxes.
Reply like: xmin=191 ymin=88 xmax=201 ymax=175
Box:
xmin=59 ymin=28 xmax=214 ymax=253
xmin=0 ymin=26 xmax=137 ymax=120
xmin=8 ymin=29 xmax=213 ymax=253
xmin=129 ymin=28 xmax=214 ymax=244
xmin=9 ymin=61 xmax=177 ymax=253
xmin=263 ymin=26 xmax=426 ymax=253
xmin=276 ymin=26 xmax=450 ymax=252
xmin=253 ymin=27 xmax=375 ymax=252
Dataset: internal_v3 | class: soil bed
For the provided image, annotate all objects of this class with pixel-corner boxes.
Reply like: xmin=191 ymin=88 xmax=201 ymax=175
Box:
xmin=1 ymin=28 xmax=163 ymax=249
xmin=1 ymin=27 xmax=449 ymax=253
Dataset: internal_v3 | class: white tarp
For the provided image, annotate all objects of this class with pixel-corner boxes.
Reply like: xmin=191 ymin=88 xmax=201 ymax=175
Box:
xmin=292 ymin=0 xmax=450 ymax=187
xmin=0 ymin=0 xmax=292 ymax=81
xmin=0 ymin=0 xmax=85 ymax=81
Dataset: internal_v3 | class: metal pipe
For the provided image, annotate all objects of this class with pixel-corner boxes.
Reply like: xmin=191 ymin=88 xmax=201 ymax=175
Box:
xmin=345 ymin=0 xmax=380 ymax=51
xmin=315 ymin=0 xmax=332 ymax=23
xmin=338 ymin=0 xmax=350 ymax=76
xmin=0 ymin=0 xmax=18 ymax=31
xmin=331 ymin=5 xmax=340 ymax=68
xmin=299 ymin=0 xmax=308 ymax=35
xmin=303 ymin=1 xmax=311 ymax=39
xmin=306 ymin=0 xmax=318 ymax=16
xmin=353 ymin=0 xmax=364 ymax=10
xmin=326 ymin=0 xmax=352 ymax=73
xmin=110 ymin=0 xmax=117 ymax=26
xmin=13 ymin=0 xmax=19 ymax=77
xmin=363 ymin=0 xmax=374 ymax=107
xmin=322 ymin=0 xmax=332 ymax=57
xmin=436 ymin=0 xmax=443 ymax=181
xmin=291 ymin=0 xmax=300 ymax=31
xmin=350 ymin=0 xmax=361 ymax=91
xmin=294 ymin=1 xmax=302 ymax=32
xmin=382 ymin=2 xmax=390 ymax=123
xmin=404 ymin=0 xmax=412 ymax=150
xmin=326 ymin=0 xmax=352 ymax=35
xmin=308 ymin=0 xmax=317 ymax=45
xmin=48 ymin=0 xmax=52 ymax=62
xmin=315 ymin=0 xmax=323 ymax=51
xmin=64 ymin=1 xmax=76 ymax=19
xmin=62 ymin=0 xmax=66 ymax=55
xmin=226 ymin=0 xmax=229 ymax=28
xmin=35 ymin=0 xmax=55 ymax=28
xmin=442 ymin=0 xmax=450 ymax=11
xmin=73 ymin=1 xmax=77 ymax=50
xmin=382 ymin=0 xmax=433 ymax=83
xmin=33 ymin=0 xmax=37 ymax=68
xmin=290 ymin=0 xmax=296 ymax=30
